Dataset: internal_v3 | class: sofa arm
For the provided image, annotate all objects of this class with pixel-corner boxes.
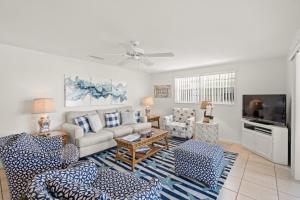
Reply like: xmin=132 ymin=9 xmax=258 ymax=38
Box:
xmin=140 ymin=115 xmax=148 ymax=123
xmin=186 ymin=117 xmax=195 ymax=127
xmin=62 ymin=123 xmax=84 ymax=144
xmin=163 ymin=115 xmax=173 ymax=125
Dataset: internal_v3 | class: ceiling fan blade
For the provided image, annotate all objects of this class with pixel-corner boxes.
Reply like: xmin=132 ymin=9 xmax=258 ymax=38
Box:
xmin=140 ymin=58 xmax=154 ymax=66
xmin=89 ymin=55 xmax=104 ymax=60
xmin=144 ymin=52 xmax=174 ymax=57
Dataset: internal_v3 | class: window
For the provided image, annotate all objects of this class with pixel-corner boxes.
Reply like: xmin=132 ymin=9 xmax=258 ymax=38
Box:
xmin=175 ymin=72 xmax=235 ymax=104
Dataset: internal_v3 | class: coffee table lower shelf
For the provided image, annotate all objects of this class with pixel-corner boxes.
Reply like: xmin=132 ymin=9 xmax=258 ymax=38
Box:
xmin=115 ymin=129 xmax=169 ymax=171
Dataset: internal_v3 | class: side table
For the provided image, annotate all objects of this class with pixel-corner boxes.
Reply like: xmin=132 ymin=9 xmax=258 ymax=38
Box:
xmin=32 ymin=130 xmax=68 ymax=145
xmin=147 ymin=115 xmax=160 ymax=129
xmin=195 ymin=122 xmax=219 ymax=143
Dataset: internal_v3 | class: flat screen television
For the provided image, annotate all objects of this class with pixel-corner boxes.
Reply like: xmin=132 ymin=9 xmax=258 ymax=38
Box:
xmin=242 ymin=94 xmax=286 ymax=126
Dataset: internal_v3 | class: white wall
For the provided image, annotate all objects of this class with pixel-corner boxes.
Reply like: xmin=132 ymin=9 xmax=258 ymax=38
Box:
xmin=151 ymin=57 xmax=287 ymax=143
xmin=0 ymin=44 xmax=152 ymax=136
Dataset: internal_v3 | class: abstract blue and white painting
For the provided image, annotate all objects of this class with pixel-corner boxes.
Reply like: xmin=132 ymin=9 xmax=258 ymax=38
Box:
xmin=65 ymin=75 xmax=91 ymax=107
xmin=64 ymin=75 xmax=128 ymax=106
xmin=111 ymin=81 xmax=128 ymax=104
xmin=90 ymin=78 xmax=112 ymax=105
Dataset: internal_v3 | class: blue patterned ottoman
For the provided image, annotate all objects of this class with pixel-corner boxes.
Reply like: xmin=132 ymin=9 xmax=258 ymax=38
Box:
xmin=174 ymin=140 xmax=225 ymax=189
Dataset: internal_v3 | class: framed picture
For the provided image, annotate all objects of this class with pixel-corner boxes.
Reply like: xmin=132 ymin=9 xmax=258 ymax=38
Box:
xmin=154 ymin=85 xmax=171 ymax=98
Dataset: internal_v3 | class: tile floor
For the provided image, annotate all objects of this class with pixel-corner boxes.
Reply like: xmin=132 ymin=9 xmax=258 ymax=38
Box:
xmin=0 ymin=142 xmax=299 ymax=200
xmin=218 ymin=141 xmax=300 ymax=200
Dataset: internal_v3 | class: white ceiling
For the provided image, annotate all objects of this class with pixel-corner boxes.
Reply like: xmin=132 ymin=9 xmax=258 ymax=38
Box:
xmin=0 ymin=0 xmax=299 ymax=73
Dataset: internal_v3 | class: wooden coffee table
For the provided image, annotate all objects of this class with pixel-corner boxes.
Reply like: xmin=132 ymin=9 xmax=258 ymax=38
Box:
xmin=115 ymin=128 xmax=169 ymax=171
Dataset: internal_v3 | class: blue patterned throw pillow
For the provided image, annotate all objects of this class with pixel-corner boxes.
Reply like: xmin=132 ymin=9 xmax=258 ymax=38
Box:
xmin=135 ymin=111 xmax=142 ymax=123
xmin=74 ymin=116 xmax=91 ymax=133
xmin=105 ymin=112 xmax=120 ymax=128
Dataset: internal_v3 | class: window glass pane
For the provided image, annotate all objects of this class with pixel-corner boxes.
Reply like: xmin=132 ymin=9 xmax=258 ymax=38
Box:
xmin=174 ymin=72 xmax=235 ymax=104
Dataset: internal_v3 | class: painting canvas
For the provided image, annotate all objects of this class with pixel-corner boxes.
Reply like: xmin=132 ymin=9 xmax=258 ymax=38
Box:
xmin=65 ymin=75 xmax=128 ymax=106
xmin=65 ymin=75 xmax=91 ymax=107
xmin=90 ymin=78 xmax=112 ymax=105
xmin=154 ymin=85 xmax=171 ymax=98
xmin=111 ymin=81 xmax=128 ymax=104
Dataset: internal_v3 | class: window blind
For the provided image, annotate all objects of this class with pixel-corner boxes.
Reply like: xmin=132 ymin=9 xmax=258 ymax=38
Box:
xmin=175 ymin=72 xmax=235 ymax=104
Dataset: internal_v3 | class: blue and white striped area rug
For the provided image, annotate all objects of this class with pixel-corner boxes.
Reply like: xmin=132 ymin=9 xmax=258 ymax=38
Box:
xmin=83 ymin=138 xmax=238 ymax=200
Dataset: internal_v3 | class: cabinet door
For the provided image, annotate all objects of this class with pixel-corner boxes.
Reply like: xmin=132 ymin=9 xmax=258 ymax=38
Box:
xmin=255 ymin=133 xmax=272 ymax=160
xmin=242 ymin=129 xmax=256 ymax=150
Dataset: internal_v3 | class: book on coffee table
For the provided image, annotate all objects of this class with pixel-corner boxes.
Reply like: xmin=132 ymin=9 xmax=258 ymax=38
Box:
xmin=121 ymin=134 xmax=141 ymax=142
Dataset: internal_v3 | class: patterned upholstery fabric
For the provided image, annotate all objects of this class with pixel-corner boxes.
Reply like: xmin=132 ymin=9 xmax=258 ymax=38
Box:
xmin=174 ymin=140 xmax=225 ymax=189
xmin=0 ymin=133 xmax=79 ymax=200
xmin=93 ymin=168 xmax=162 ymax=200
xmin=48 ymin=179 xmax=109 ymax=200
xmin=28 ymin=160 xmax=162 ymax=200
xmin=74 ymin=116 xmax=92 ymax=133
xmin=105 ymin=112 xmax=120 ymax=127
xmin=163 ymin=108 xmax=196 ymax=139
xmin=135 ymin=111 xmax=142 ymax=123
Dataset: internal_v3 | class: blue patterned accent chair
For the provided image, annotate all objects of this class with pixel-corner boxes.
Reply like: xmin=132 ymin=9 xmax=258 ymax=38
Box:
xmin=0 ymin=133 xmax=79 ymax=200
xmin=163 ymin=108 xmax=196 ymax=139
xmin=174 ymin=140 xmax=225 ymax=189
xmin=28 ymin=160 xmax=162 ymax=200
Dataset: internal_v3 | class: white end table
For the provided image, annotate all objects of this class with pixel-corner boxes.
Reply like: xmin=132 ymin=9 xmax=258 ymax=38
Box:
xmin=195 ymin=121 xmax=219 ymax=143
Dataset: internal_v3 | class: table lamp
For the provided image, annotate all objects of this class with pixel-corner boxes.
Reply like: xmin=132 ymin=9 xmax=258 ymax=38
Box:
xmin=143 ymin=96 xmax=154 ymax=117
xmin=200 ymin=100 xmax=213 ymax=123
xmin=32 ymin=98 xmax=56 ymax=133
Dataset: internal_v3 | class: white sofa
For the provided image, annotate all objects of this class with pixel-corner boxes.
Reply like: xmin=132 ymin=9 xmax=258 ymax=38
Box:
xmin=62 ymin=106 xmax=151 ymax=157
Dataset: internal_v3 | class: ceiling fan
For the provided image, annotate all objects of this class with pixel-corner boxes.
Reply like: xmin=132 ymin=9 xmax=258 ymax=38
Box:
xmin=89 ymin=40 xmax=174 ymax=66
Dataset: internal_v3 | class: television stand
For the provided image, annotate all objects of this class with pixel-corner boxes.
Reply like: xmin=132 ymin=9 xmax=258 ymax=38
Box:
xmin=241 ymin=119 xmax=288 ymax=165
xmin=249 ymin=119 xmax=274 ymax=126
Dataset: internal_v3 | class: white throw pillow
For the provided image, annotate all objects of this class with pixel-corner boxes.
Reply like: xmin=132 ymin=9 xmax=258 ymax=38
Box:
xmin=86 ymin=114 xmax=103 ymax=133
xmin=121 ymin=111 xmax=137 ymax=125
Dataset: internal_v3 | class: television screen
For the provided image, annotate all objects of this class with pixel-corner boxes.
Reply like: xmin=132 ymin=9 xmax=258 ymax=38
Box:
xmin=242 ymin=94 xmax=286 ymax=126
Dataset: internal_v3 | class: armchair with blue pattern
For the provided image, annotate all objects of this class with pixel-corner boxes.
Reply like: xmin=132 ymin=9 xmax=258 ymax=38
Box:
xmin=28 ymin=160 xmax=162 ymax=200
xmin=163 ymin=108 xmax=196 ymax=139
xmin=0 ymin=133 xmax=79 ymax=200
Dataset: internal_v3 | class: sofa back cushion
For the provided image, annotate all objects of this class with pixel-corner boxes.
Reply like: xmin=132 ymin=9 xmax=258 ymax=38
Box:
xmin=86 ymin=114 xmax=103 ymax=132
xmin=120 ymin=111 xmax=136 ymax=125
xmin=66 ymin=110 xmax=97 ymax=124
xmin=173 ymin=108 xmax=196 ymax=123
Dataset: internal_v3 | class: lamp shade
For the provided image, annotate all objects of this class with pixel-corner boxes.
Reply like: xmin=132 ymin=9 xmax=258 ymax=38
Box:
xmin=200 ymin=101 xmax=211 ymax=109
xmin=32 ymin=98 xmax=56 ymax=114
xmin=143 ymin=96 xmax=154 ymax=107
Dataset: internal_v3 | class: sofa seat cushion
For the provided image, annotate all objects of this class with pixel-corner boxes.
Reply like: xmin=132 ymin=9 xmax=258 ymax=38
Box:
xmin=166 ymin=122 xmax=187 ymax=131
xmin=130 ymin=123 xmax=151 ymax=132
xmin=104 ymin=125 xmax=133 ymax=138
xmin=76 ymin=131 xmax=113 ymax=147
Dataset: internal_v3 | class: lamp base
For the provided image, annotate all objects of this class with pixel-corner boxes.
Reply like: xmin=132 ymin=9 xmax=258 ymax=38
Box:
xmin=38 ymin=115 xmax=51 ymax=133
xmin=145 ymin=107 xmax=151 ymax=117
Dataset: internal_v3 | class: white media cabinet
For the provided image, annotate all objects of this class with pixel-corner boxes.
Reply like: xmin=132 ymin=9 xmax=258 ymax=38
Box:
xmin=241 ymin=119 xmax=288 ymax=165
